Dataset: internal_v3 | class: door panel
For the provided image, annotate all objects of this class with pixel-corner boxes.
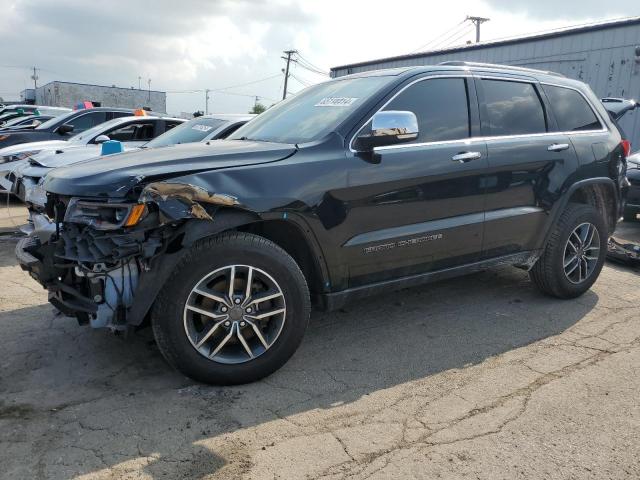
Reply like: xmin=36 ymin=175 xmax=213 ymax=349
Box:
xmin=476 ymin=76 xmax=580 ymax=257
xmin=482 ymin=134 xmax=579 ymax=256
xmin=342 ymin=140 xmax=488 ymax=287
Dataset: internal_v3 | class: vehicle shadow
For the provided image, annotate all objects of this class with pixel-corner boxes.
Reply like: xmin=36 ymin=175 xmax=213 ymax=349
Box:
xmin=0 ymin=265 xmax=598 ymax=479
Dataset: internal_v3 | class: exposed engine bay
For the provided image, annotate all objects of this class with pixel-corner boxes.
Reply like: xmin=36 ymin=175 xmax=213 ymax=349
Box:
xmin=16 ymin=182 xmax=241 ymax=331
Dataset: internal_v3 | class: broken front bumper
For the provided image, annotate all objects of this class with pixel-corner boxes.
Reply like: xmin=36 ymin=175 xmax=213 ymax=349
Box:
xmin=16 ymin=214 xmax=147 ymax=330
xmin=16 ymin=210 xmax=191 ymax=331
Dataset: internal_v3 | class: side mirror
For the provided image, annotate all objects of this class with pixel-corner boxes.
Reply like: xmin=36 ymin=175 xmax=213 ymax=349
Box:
xmin=354 ymin=111 xmax=419 ymax=151
xmin=57 ymin=123 xmax=74 ymax=135
xmin=94 ymin=134 xmax=110 ymax=144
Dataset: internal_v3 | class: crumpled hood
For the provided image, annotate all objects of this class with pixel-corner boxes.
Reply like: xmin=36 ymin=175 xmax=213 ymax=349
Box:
xmin=0 ymin=139 xmax=67 ymax=157
xmin=44 ymin=140 xmax=297 ymax=198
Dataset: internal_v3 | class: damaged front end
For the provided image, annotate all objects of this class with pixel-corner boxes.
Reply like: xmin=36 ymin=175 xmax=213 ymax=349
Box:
xmin=16 ymin=182 xmax=241 ymax=331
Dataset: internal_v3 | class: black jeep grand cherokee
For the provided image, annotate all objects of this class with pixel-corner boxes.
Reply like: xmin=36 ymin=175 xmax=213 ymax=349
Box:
xmin=17 ymin=62 xmax=626 ymax=384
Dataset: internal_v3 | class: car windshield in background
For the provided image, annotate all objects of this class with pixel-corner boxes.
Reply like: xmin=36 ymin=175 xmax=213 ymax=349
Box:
xmin=145 ymin=117 xmax=226 ymax=148
xmin=67 ymin=117 xmax=128 ymax=143
xmin=0 ymin=112 xmax=19 ymax=122
xmin=35 ymin=110 xmax=77 ymax=130
xmin=228 ymin=76 xmax=393 ymax=144
xmin=2 ymin=115 xmax=36 ymax=127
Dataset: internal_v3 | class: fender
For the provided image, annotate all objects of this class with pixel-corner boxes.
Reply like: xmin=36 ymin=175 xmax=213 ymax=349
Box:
xmin=538 ymin=177 xmax=618 ymax=250
xmin=126 ymin=208 xmax=332 ymax=325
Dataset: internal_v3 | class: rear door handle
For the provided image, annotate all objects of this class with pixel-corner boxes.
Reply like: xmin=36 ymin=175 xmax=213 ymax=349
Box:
xmin=548 ymin=143 xmax=570 ymax=152
xmin=452 ymin=151 xmax=482 ymax=163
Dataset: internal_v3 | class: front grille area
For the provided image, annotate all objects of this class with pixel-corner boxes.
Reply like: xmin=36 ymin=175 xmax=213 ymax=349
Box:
xmin=58 ymin=223 xmax=156 ymax=264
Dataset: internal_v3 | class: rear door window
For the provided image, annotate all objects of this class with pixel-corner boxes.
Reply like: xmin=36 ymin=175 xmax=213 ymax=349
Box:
xmin=480 ymin=79 xmax=547 ymax=136
xmin=103 ymin=121 xmax=156 ymax=142
xmin=383 ymin=77 xmax=470 ymax=143
xmin=543 ymin=85 xmax=602 ymax=132
xmin=70 ymin=111 xmax=107 ymax=132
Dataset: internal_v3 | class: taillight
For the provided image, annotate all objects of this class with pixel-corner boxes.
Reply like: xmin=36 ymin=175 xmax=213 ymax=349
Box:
xmin=621 ymin=139 xmax=631 ymax=158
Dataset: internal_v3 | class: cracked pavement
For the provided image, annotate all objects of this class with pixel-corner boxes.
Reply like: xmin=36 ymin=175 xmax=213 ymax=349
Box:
xmin=0 ymin=226 xmax=639 ymax=479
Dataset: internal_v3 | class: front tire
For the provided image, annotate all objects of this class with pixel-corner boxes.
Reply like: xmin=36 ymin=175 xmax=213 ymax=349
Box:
xmin=152 ymin=232 xmax=310 ymax=385
xmin=530 ymin=203 xmax=606 ymax=299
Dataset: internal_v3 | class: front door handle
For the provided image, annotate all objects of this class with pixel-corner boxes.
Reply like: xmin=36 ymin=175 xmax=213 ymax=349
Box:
xmin=452 ymin=151 xmax=482 ymax=163
xmin=548 ymin=143 xmax=570 ymax=152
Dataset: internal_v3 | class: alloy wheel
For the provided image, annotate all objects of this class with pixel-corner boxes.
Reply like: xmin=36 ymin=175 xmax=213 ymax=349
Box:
xmin=563 ymin=222 xmax=600 ymax=284
xmin=183 ymin=264 xmax=286 ymax=364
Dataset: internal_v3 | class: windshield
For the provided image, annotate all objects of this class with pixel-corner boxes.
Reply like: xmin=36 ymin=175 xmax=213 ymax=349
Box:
xmin=67 ymin=117 xmax=134 ymax=144
xmin=228 ymin=76 xmax=393 ymax=144
xmin=36 ymin=109 xmax=78 ymax=130
xmin=0 ymin=112 xmax=20 ymax=122
xmin=2 ymin=115 xmax=36 ymax=127
xmin=145 ymin=117 xmax=227 ymax=148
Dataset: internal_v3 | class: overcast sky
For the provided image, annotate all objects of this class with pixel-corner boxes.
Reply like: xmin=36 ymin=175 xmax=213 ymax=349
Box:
xmin=1 ymin=0 xmax=639 ymax=115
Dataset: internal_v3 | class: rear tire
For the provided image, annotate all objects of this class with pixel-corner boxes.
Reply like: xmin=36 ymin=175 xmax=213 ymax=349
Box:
xmin=529 ymin=203 xmax=606 ymax=299
xmin=152 ymin=232 xmax=310 ymax=385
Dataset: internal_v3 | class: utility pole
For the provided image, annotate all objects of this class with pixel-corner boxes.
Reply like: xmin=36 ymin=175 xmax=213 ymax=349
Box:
xmin=147 ymin=78 xmax=151 ymax=102
xmin=466 ymin=16 xmax=490 ymax=43
xmin=31 ymin=67 xmax=39 ymax=89
xmin=205 ymin=89 xmax=211 ymax=115
xmin=138 ymin=76 xmax=142 ymax=90
xmin=281 ymin=49 xmax=297 ymax=100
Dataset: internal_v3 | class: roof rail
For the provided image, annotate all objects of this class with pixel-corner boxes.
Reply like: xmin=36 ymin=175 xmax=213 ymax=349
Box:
xmin=438 ymin=61 xmax=565 ymax=78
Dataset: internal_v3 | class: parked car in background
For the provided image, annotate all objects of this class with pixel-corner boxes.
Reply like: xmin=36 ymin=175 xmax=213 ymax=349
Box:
xmin=0 ymin=107 xmax=161 ymax=149
xmin=0 ymin=104 xmax=70 ymax=117
xmin=7 ymin=114 xmax=253 ymax=205
xmin=0 ymin=105 xmax=70 ymax=126
xmin=0 ymin=115 xmax=185 ymax=194
xmin=143 ymin=114 xmax=255 ymax=149
xmin=623 ymin=150 xmax=640 ymax=220
xmin=0 ymin=114 xmax=54 ymax=130
xmin=16 ymin=63 xmax=626 ymax=385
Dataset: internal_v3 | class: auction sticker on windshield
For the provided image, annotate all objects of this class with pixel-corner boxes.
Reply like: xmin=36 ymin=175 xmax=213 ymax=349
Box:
xmin=315 ymin=97 xmax=359 ymax=107
xmin=192 ymin=124 xmax=214 ymax=132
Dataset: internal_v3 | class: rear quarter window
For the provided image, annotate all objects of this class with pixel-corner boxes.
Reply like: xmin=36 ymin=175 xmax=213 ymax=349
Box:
xmin=543 ymin=84 xmax=602 ymax=132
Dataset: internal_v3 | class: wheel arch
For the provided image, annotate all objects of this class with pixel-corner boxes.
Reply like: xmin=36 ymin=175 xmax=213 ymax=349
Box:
xmin=128 ymin=208 xmax=330 ymax=326
xmin=541 ymin=178 xmax=618 ymax=250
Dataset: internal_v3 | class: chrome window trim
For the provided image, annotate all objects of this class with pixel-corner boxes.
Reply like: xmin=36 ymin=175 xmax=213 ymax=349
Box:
xmin=476 ymin=75 xmax=537 ymax=82
xmin=348 ymin=74 xmax=472 ymax=153
xmin=373 ymin=129 xmax=607 ymax=153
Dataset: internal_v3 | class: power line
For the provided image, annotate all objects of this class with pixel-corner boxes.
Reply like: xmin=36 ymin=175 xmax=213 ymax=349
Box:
xmin=294 ymin=57 xmax=329 ymax=76
xmin=165 ymin=73 xmax=282 ymax=94
xmin=290 ymin=73 xmax=312 ymax=87
xmin=440 ymin=25 xmax=475 ymax=49
xmin=430 ymin=22 xmax=475 ymax=50
xmin=216 ymin=73 xmax=282 ymax=92
xmin=409 ymin=19 xmax=468 ymax=53
xmin=295 ymin=54 xmax=329 ymax=75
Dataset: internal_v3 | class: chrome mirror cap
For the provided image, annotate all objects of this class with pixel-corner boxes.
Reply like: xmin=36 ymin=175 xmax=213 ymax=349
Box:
xmin=371 ymin=110 xmax=419 ymax=140
xmin=355 ymin=110 xmax=419 ymax=151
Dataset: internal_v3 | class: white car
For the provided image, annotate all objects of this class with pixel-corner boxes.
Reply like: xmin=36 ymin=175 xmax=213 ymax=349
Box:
xmin=9 ymin=114 xmax=254 ymax=206
xmin=0 ymin=115 xmax=185 ymax=193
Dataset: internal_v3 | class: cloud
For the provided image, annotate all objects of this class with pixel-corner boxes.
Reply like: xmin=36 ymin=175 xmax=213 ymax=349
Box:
xmin=482 ymin=0 xmax=640 ymax=20
xmin=1 ymin=0 xmax=638 ymax=113
xmin=0 ymin=0 xmax=315 ymax=112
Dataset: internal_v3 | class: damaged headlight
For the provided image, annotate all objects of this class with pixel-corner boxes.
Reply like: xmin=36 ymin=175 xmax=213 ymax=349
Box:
xmin=0 ymin=150 xmax=42 ymax=164
xmin=64 ymin=198 xmax=148 ymax=230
